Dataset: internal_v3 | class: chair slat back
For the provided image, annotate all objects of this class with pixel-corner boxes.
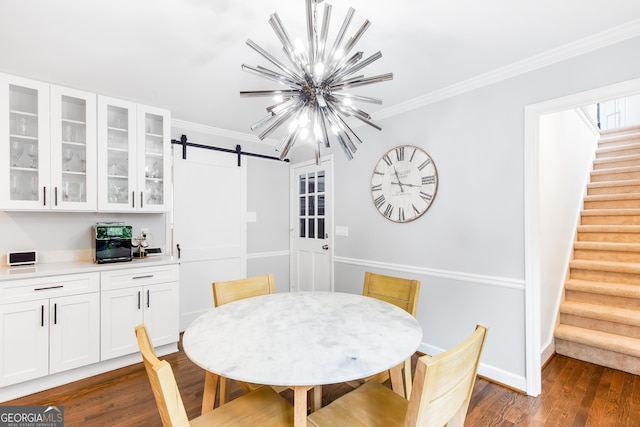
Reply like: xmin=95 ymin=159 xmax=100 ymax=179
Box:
xmin=404 ymin=325 xmax=488 ymax=427
xmin=212 ymin=273 xmax=276 ymax=307
xmin=136 ymin=324 xmax=190 ymax=427
xmin=150 ymin=360 xmax=191 ymax=427
xmin=363 ymin=272 xmax=420 ymax=316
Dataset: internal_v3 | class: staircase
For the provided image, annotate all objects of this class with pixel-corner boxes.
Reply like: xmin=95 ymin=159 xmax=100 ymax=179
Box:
xmin=555 ymin=125 xmax=640 ymax=375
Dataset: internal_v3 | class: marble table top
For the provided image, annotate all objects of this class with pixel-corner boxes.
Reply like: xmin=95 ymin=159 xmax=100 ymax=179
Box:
xmin=182 ymin=291 xmax=423 ymax=387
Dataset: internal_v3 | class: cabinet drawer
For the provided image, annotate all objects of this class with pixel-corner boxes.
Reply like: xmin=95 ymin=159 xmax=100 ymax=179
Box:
xmin=100 ymin=264 xmax=179 ymax=291
xmin=0 ymin=272 xmax=100 ymax=304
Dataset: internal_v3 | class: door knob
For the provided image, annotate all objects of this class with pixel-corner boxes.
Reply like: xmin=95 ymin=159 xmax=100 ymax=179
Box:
xmin=322 ymin=244 xmax=329 ymax=250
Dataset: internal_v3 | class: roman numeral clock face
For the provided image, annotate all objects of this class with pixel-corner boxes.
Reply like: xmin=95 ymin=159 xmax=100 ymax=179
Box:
xmin=370 ymin=145 xmax=438 ymax=223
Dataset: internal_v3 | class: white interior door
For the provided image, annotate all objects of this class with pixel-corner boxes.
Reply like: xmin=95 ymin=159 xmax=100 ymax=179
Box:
xmin=173 ymin=146 xmax=246 ymax=330
xmin=290 ymin=157 xmax=333 ymax=292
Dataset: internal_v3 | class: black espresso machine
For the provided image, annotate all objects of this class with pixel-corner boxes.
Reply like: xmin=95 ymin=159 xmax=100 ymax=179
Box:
xmin=94 ymin=223 xmax=133 ymax=263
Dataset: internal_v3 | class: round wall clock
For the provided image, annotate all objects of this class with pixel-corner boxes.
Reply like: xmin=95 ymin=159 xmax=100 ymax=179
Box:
xmin=370 ymin=145 xmax=438 ymax=223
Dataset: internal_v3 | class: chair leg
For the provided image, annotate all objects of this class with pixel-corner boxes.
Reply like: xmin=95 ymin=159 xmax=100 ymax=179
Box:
xmin=219 ymin=376 xmax=231 ymax=406
xmin=389 ymin=363 xmax=405 ymax=397
xmin=201 ymin=372 xmax=219 ymax=415
xmin=403 ymin=358 xmax=412 ymax=398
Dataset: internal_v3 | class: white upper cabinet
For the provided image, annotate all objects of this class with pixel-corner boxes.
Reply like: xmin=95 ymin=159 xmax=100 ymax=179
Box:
xmin=137 ymin=105 xmax=171 ymax=212
xmin=50 ymin=85 xmax=97 ymax=211
xmin=97 ymin=96 xmax=137 ymax=212
xmin=0 ymin=74 xmax=98 ymax=211
xmin=97 ymin=97 xmax=170 ymax=212
xmin=0 ymin=74 xmax=51 ymax=210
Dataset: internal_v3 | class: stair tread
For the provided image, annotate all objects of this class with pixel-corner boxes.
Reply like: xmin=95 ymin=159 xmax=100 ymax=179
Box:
xmin=555 ymin=324 xmax=640 ymax=357
xmin=584 ymin=193 xmax=640 ymax=201
xmin=560 ymin=300 xmax=640 ymax=325
xmin=573 ymin=241 xmax=640 ymax=251
xmin=581 ymin=208 xmax=640 ymax=216
xmin=577 ymin=224 xmax=640 ymax=232
xmin=597 ymin=142 xmax=640 ymax=154
xmin=570 ymin=259 xmax=640 ymax=274
xmin=600 ymin=125 xmax=640 ymax=137
xmin=566 ymin=278 xmax=640 ymax=298
xmin=588 ymin=179 xmax=640 ymax=188
xmin=593 ymin=154 xmax=640 ymax=165
xmin=591 ymin=165 xmax=640 ymax=174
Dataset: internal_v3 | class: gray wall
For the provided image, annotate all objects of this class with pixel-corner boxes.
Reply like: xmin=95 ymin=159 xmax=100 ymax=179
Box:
xmin=325 ymin=35 xmax=640 ymax=390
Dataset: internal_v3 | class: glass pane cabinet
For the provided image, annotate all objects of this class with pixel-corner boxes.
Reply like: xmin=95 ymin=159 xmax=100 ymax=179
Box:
xmin=137 ymin=105 xmax=171 ymax=212
xmin=97 ymin=97 xmax=170 ymax=212
xmin=0 ymin=75 xmax=51 ymax=210
xmin=50 ymin=86 xmax=97 ymax=210
xmin=97 ymin=96 xmax=137 ymax=212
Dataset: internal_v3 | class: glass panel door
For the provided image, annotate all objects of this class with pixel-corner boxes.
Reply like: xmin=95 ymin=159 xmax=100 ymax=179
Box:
xmin=1 ymin=76 xmax=50 ymax=210
xmin=137 ymin=105 xmax=170 ymax=212
xmin=9 ymin=85 xmax=40 ymax=202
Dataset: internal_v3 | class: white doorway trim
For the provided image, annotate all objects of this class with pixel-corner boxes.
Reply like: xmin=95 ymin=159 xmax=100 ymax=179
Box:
xmin=524 ymin=77 xmax=640 ymax=396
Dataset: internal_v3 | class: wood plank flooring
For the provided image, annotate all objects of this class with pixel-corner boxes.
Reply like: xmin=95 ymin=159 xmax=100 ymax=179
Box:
xmin=3 ymin=341 xmax=640 ymax=426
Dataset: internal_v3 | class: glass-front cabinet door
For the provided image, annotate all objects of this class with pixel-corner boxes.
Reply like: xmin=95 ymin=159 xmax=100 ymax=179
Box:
xmin=137 ymin=105 xmax=170 ymax=212
xmin=97 ymin=96 xmax=137 ymax=212
xmin=50 ymin=86 xmax=97 ymax=210
xmin=0 ymin=75 xmax=51 ymax=210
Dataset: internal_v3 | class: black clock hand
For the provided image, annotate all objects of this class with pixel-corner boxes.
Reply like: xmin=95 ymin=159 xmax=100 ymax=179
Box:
xmin=393 ymin=168 xmax=405 ymax=192
xmin=391 ymin=181 xmax=421 ymax=188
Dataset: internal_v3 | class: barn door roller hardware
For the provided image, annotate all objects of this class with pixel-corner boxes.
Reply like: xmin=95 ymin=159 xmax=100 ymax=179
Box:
xmin=171 ymin=134 xmax=289 ymax=166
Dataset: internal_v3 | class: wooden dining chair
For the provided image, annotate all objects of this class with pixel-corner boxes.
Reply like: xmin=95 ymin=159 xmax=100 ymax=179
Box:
xmin=135 ymin=324 xmax=295 ymax=427
xmin=307 ymin=324 xmax=488 ymax=427
xmin=351 ymin=271 xmax=421 ymax=398
xmin=212 ymin=273 xmax=275 ymax=307
xmin=210 ymin=273 xmax=294 ymax=409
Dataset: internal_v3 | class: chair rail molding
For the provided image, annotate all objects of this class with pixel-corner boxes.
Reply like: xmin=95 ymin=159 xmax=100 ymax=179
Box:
xmin=334 ymin=256 xmax=525 ymax=290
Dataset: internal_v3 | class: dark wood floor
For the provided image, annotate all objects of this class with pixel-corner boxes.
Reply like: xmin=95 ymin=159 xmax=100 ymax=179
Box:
xmin=4 ymin=340 xmax=640 ymax=426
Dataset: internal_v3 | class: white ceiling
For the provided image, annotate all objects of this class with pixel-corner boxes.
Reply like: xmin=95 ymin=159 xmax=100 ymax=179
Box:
xmin=2 ymin=0 xmax=640 ymax=142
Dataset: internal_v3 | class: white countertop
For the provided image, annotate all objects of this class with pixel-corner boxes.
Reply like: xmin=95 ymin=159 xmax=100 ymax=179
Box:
xmin=0 ymin=255 xmax=179 ymax=281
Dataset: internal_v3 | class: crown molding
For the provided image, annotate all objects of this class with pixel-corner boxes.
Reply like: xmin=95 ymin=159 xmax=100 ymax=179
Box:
xmin=375 ymin=18 xmax=640 ymax=121
xmin=172 ymin=118 xmax=279 ymax=145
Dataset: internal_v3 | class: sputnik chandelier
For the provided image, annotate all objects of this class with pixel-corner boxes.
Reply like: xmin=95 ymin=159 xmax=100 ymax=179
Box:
xmin=240 ymin=0 xmax=393 ymax=162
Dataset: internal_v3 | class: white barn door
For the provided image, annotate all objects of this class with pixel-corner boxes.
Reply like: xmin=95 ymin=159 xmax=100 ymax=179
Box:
xmin=173 ymin=146 xmax=246 ymax=330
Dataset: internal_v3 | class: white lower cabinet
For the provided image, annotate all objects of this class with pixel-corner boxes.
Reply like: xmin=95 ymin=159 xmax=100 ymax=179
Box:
xmin=100 ymin=264 xmax=179 ymax=360
xmin=0 ymin=273 xmax=100 ymax=387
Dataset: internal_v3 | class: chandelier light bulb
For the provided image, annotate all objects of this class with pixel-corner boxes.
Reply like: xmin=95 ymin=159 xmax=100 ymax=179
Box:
xmin=240 ymin=0 xmax=393 ymax=163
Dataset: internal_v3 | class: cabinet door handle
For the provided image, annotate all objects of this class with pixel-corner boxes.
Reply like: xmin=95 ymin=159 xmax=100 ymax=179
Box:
xmin=43 ymin=186 xmax=47 ymax=206
xmin=41 ymin=305 xmax=45 ymax=327
xmin=137 ymin=291 xmax=141 ymax=310
xmin=54 ymin=303 xmax=57 ymax=325
xmin=133 ymin=275 xmax=154 ymax=280
xmin=34 ymin=285 xmax=64 ymax=291
xmin=146 ymin=289 xmax=150 ymax=308
xmin=176 ymin=244 xmax=181 ymax=259
xmin=55 ymin=186 xmax=58 ymax=206
xmin=140 ymin=191 xmax=144 ymax=209
xmin=132 ymin=191 xmax=135 ymax=208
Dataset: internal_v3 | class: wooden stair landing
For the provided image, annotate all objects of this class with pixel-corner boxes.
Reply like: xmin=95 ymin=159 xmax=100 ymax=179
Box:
xmin=555 ymin=125 xmax=640 ymax=375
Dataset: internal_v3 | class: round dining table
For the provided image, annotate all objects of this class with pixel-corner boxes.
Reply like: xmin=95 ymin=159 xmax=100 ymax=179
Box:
xmin=182 ymin=291 xmax=422 ymax=427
